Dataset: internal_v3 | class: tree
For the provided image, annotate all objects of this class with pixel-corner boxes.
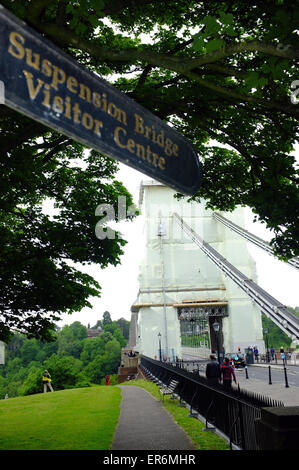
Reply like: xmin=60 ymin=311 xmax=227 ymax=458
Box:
xmin=1 ymin=1 xmax=298 ymax=341
xmin=261 ymin=314 xmax=292 ymax=349
xmin=102 ymin=338 xmax=122 ymax=375
xmin=56 ymin=324 xmax=87 ymax=358
xmin=20 ymin=339 xmax=40 ymax=366
xmin=80 ymin=335 xmax=105 ymax=365
xmin=0 ymin=123 xmax=137 ymax=342
xmin=0 ymin=318 xmax=127 ymax=396
xmin=102 ymin=321 xmax=127 ymax=347
xmin=116 ymin=317 xmax=130 ymax=340
xmin=19 ymin=366 xmax=44 ymax=396
xmin=69 ymin=322 xmax=88 ymax=341
xmin=44 ymin=354 xmax=80 ymax=389
xmin=2 ymin=0 xmax=297 ymax=256
xmin=102 ymin=311 xmax=113 ymax=326
xmin=91 ymin=320 xmax=103 ymax=330
xmin=83 ymin=355 xmax=105 ymax=384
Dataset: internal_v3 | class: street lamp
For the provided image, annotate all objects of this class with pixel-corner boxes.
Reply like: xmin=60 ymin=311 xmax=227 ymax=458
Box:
xmin=158 ymin=332 xmax=162 ymax=361
xmin=190 ymin=319 xmax=195 ymax=351
xmin=212 ymin=319 xmax=221 ymax=364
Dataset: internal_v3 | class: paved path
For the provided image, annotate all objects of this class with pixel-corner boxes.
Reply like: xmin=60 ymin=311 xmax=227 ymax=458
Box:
xmin=187 ymin=361 xmax=299 ymax=406
xmin=112 ymin=385 xmax=196 ymax=451
xmin=233 ymin=364 xmax=299 ymax=406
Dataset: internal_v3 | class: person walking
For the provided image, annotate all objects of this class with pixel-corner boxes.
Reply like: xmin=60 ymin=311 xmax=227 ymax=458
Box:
xmin=42 ymin=370 xmax=54 ymax=393
xmin=105 ymin=375 xmax=110 ymax=385
xmin=220 ymin=358 xmax=237 ymax=390
xmin=205 ymin=354 xmax=221 ymax=386
xmin=270 ymin=347 xmax=275 ymax=361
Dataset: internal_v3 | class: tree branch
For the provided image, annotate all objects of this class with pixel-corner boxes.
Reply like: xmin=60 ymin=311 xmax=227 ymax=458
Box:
xmin=186 ymin=40 xmax=299 ymax=69
xmin=39 ymin=139 xmax=73 ymax=165
xmin=24 ymin=21 xmax=297 ymax=117
xmin=25 ymin=0 xmax=55 ymax=24
xmin=103 ymin=0 xmax=166 ymax=16
xmin=0 ymin=117 xmax=48 ymax=156
xmin=134 ymin=64 xmax=153 ymax=93
xmin=181 ymin=70 xmax=299 ymax=117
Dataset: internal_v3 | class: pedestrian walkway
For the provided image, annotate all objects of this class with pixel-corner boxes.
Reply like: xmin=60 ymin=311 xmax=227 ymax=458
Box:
xmin=183 ymin=358 xmax=299 ymax=407
xmin=232 ymin=365 xmax=299 ymax=406
xmin=112 ymin=385 xmax=196 ymax=450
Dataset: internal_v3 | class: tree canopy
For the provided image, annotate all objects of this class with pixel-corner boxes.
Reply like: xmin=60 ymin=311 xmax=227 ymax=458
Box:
xmin=0 ymin=318 xmax=127 ymax=398
xmin=0 ymin=121 xmax=137 ymax=341
xmin=1 ymin=1 xmax=298 ymax=339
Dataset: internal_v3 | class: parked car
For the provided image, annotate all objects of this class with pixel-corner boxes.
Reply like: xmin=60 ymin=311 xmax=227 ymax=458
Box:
xmin=225 ymin=353 xmax=246 ymax=368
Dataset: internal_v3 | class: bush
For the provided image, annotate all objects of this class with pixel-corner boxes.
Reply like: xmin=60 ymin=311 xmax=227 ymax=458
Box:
xmin=19 ymin=367 xmax=43 ymax=396
xmin=44 ymin=354 xmax=79 ymax=389
xmin=82 ymin=356 xmax=105 ymax=384
xmin=75 ymin=380 xmax=92 ymax=388
xmin=75 ymin=372 xmax=92 ymax=388
xmin=100 ymin=374 xmax=118 ymax=386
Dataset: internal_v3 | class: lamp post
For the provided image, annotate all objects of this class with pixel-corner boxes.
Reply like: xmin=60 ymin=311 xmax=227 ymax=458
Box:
xmin=212 ymin=319 xmax=220 ymax=364
xmin=190 ymin=319 xmax=195 ymax=351
xmin=158 ymin=332 xmax=162 ymax=361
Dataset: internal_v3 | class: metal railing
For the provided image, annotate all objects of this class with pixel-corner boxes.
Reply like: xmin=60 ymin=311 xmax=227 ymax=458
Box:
xmin=173 ymin=213 xmax=299 ymax=344
xmin=140 ymin=355 xmax=284 ymax=450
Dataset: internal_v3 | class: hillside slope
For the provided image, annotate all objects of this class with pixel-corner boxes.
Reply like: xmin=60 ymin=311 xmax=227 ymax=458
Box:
xmin=0 ymin=386 xmax=121 ymax=450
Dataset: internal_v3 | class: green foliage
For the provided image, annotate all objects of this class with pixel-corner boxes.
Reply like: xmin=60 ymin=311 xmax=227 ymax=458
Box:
xmin=83 ymin=355 xmax=105 ymax=384
xmin=5 ymin=0 xmax=297 ymax=259
xmin=44 ymin=354 xmax=80 ymax=389
xmin=102 ymin=322 xmax=127 ymax=347
xmin=262 ymin=314 xmax=292 ymax=349
xmin=116 ymin=317 xmax=130 ymax=340
xmin=20 ymin=339 xmax=41 ymax=366
xmin=181 ymin=334 xmax=210 ymax=348
xmin=19 ymin=366 xmax=44 ymax=396
xmin=0 ymin=0 xmax=298 ymax=343
xmin=57 ymin=324 xmax=86 ymax=358
xmin=0 ymin=316 xmax=128 ymax=398
xmin=81 ymin=329 xmax=122 ymax=383
xmin=102 ymin=311 xmax=113 ymax=326
xmin=0 ymin=118 xmax=137 ymax=341
xmin=100 ymin=374 xmax=118 ymax=386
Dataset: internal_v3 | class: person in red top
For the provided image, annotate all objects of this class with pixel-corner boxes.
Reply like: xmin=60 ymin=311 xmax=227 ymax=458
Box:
xmin=220 ymin=358 xmax=237 ymax=390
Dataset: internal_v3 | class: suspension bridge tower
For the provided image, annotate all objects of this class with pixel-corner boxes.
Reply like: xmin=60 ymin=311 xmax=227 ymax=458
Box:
xmin=130 ymin=180 xmax=266 ymax=361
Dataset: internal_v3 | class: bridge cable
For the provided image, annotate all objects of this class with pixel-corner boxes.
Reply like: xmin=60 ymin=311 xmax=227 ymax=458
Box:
xmin=213 ymin=212 xmax=299 ymax=271
xmin=173 ymin=213 xmax=299 ymax=344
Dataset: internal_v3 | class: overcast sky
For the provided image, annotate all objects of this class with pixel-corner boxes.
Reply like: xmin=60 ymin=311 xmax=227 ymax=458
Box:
xmin=58 ymin=150 xmax=299 ymax=328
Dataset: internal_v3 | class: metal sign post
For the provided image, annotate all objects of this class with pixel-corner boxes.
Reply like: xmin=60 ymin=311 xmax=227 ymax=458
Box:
xmin=0 ymin=5 xmax=202 ymax=195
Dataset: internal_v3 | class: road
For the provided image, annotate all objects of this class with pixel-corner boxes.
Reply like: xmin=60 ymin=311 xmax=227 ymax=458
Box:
xmin=180 ymin=360 xmax=299 ymax=388
xmin=177 ymin=359 xmax=299 ymax=406
xmin=239 ymin=364 xmax=299 ymax=387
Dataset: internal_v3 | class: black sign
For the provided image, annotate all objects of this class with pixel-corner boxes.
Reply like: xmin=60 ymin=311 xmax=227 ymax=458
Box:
xmin=0 ymin=6 xmax=202 ymax=195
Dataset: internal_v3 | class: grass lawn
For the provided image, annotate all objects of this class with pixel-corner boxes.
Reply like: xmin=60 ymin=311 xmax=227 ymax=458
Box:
xmin=0 ymin=379 xmax=229 ymax=450
xmin=0 ymin=386 xmax=121 ymax=450
xmin=122 ymin=379 xmax=230 ymax=450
